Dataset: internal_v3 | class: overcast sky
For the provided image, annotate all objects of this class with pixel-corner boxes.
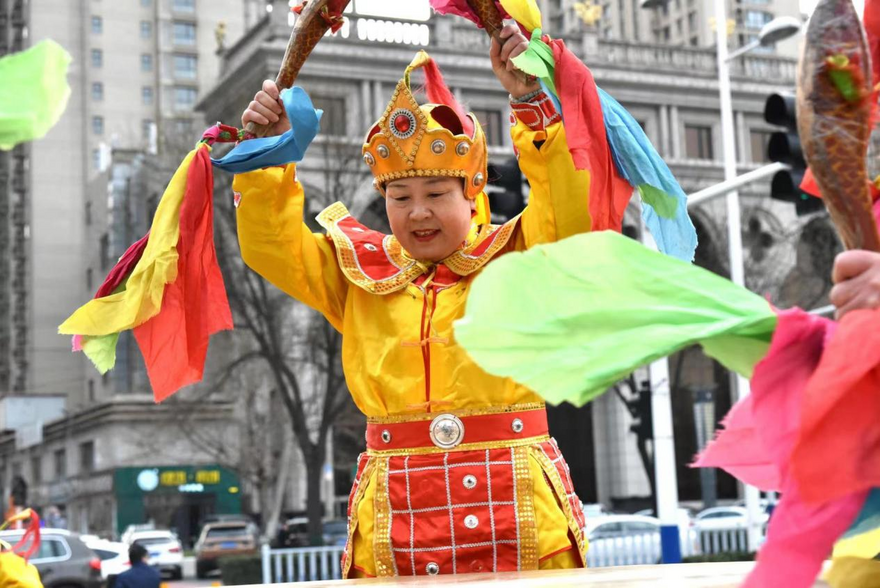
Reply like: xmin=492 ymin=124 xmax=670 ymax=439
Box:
xmin=800 ymin=0 xmax=864 ymax=16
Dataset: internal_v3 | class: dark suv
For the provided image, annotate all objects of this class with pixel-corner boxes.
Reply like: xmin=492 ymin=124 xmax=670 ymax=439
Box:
xmin=0 ymin=528 xmax=104 ymax=588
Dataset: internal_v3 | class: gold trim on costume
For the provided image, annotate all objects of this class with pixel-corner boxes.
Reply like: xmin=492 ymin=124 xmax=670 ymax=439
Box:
xmin=533 ymin=446 xmax=588 ymax=565
xmin=316 ymin=202 xmax=520 ymax=291
xmin=513 ymin=445 xmax=539 ymax=570
xmin=366 ymin=434 xmax=550 ymax=458
xmin=317 ymin=202 xmax=427 ymax=295
xmin=372 ymin=457 xmax=397 ymax=576
xmin=342 ymin=457 xmax=376 ymax=579
xmin=366 ymin=402 xmax=546 ymax=425
xmin=443 ymin=217 xmax=520 ymax=276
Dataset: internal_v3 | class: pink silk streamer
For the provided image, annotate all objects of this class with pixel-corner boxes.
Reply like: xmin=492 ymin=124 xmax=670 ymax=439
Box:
xmin=428 ymin=0 xmax=510 ymax=28
xmin=695 ymin=309 xmax=869 ymax=587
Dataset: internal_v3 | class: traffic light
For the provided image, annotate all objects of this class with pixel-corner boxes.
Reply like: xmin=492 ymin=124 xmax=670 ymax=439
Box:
xmin=629 ymin=381 xmax=654 ymax=441
xmin=486 ymin=158 xmax=526 ymax=223
xmin=764 ymin=92 xmax=825 ymax=216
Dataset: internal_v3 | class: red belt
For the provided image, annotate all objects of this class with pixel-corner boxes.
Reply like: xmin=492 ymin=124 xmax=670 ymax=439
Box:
xmin=365 ymin=408 xmax=548 ymax=451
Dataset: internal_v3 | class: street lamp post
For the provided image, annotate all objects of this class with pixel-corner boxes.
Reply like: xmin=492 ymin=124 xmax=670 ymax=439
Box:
xmin=641 ymin=0 xmax=801 ymax=553
xmin=713 ymin=0 xmax=801 ymax=552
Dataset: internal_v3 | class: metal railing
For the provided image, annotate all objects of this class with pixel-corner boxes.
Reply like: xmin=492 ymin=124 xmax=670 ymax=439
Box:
xmin=261 ymin=544 xmax=345 ymax=583
xmin=260 ymin=528 xmax=756 ymax=580
xmin=699 ymin=528 xmax=751 ymax=555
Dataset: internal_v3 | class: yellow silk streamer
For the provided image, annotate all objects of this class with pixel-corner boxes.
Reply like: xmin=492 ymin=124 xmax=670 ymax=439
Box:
xmin=499 ymin=0 xmax=542 ymax=33
xmin=59 ymin=147 xmax=199 ymax=336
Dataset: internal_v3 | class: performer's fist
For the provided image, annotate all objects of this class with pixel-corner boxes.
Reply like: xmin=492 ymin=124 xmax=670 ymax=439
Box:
xmin=830 ymin=250 xmax=880 ymax=319
xmin=242 ymin=80 xmax=291 ymax=136
xmin=489 ymin=24 xmax=540 ymax=99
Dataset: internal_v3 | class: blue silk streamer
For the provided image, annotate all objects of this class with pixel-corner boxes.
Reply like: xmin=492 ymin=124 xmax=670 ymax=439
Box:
xmin=211 ymin=87 xmax=322 ymax=173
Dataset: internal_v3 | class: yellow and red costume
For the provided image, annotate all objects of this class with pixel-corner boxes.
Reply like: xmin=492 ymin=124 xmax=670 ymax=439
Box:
xmin=233 ymin=52 xmax=609 ymax=578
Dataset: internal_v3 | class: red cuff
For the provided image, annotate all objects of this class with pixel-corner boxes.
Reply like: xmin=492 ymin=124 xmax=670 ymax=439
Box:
xmin=510 ymin=91 xmax=562 ymax=132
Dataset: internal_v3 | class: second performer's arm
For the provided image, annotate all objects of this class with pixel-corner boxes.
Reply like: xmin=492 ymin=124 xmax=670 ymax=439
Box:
xmin=490 ymin=25 xmax=630 ymax=249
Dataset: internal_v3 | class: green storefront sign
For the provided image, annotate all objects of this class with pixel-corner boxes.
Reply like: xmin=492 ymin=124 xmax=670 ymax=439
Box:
xmin=114 ymin=465 xmax=241 ymax=536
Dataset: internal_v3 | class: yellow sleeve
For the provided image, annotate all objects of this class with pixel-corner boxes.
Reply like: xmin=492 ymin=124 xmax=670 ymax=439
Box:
xmin=234 ymin=164 xmax=348 ymax=331
xmin=511 ymin=117 xmax=592 ymax=249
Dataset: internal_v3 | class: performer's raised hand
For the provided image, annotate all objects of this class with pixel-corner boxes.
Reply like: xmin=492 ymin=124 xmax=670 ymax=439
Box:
xmin=830 ymin=250 xmax=880 ymax=319
xmin=489 ymin=24 xmax=540 ymax=99
xmin=241 ymin=80 xmax=291 ymax=136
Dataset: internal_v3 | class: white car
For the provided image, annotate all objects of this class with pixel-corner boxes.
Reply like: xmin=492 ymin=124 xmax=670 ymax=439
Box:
xmin=84 ymin=538 xmax=130 ymax=587
xmin=126 ymin=530 xmax=183 ymax=579
xmin=695 ymin=506 xmax=769 ymax=531
xmin=587 ymin=514 xmax=700 ymax=558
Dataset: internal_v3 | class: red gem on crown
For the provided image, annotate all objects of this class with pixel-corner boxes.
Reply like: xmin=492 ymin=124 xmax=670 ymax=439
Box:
xmin=394 ymin=113 xmax=412 ymax=134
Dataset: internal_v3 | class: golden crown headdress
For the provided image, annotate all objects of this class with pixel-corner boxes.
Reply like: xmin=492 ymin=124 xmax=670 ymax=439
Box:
xmin=362 ymin=51 xmax=488 ymax=200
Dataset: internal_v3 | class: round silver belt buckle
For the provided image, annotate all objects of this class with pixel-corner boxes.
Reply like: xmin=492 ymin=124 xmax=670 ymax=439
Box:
xmin=429 ymin=414 xmax=465 ymax=449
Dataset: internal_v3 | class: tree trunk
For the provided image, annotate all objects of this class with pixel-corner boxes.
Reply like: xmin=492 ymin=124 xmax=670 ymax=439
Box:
xmin=265 ymin=427 xmax=294 ymax=541
xmin=304 ymin=445 xmax=326 ymax=546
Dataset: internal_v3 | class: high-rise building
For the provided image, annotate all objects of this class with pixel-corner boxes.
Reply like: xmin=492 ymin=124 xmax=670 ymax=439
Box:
xmin=0 ymin=0 xmax=31 ymax=396
xmin=0 ymin=0 xmax=247 ymax=406
xmin=546 ymin=0 xmax=803 ymax=58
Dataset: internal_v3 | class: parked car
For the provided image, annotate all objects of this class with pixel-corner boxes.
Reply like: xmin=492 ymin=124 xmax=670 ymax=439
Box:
xmin=194 ymin=521 xmax=258 ymax=578
xmin=321 ymin=519 xmax=348 ymax=547
xmin=0 ymin=528 xmax=103 ymax=588
xmin=83 ymin=538 xmax=130 ymax=588
xmin=581 ymin=503 xmax=612 ymax=519
xmin=126 ymin=529 xmax=183 ymax=579
xmin=695 ymin=505 xmax=769 ymax=532
xmin=276 ymin=516 xmax=309 ymax=548
xmin=587 ymin=514 xmax=699 ymax=556
xmin=633 ymin=507 xmax=695 ymax=532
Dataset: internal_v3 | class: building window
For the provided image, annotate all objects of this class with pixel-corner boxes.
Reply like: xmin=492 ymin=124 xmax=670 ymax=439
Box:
xmin=173 ymin=54 xmax=197 ymax=79
xmin=750 ymin=129 xmax=772 ymax=163
xmin=174 ymin=86 xmax=198 ymax=111
xmin=92 ymin=82 xmax=104 ymax=101
xmin=31 ymin=456 xmax=42 ymax=485
xmin=685 ymin=125 xmax=714 ymax=160
xmin=173 ymin=0 xmax=196 ymax=12
xmin=85 ymin=201 xmax=92 ymax=225
xmin=140 ymin=0 xmax=152 ymax=6
xmin=92 ymin=116 xmax=104 ymax=135
xmin=173 ymin=21 xmax=196 ymax=45
xmin=142 ymin=86 xmax=154 ymax=105
xmin=54 ymin=449 xmax=66 ymax=479
xmin=92 ymin=148 xmax=102 ymax=170
xmin=744 ymin=10 xmax=773 ymax=29
xmin=142 ymin=118 xmax=154 ymax=140
xmin=140 ymin=20 xmax=152 ymax=39
xmin=88 ymin=379 xmax=95 ymax=402
xmin=91 ymin=48 xmax=103 ymax=68
xmin=311 ymin=95 xmax=346 ymax=136
xmin=174 ymin=118 xmax=193 ymax=135
xmin=86 ymin=267 xmax=94 ymax=290
xmin=99 ymin=233 xmax=110 ymax=270
xmin=472 ymin=108 xmax=504 ymax=147
xmin=141 ymin=53 xmax=153 ymax=72
xmin=91 ymin=16 xmax=102 ymax=34
xmin=80 ymin=441 xmax=95 ymax=473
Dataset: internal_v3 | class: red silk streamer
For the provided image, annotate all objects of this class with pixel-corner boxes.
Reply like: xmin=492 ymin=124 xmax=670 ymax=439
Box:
xmin=550 ymin=39 xmax=633 ymax=232
xmin=133 ymin=147 xmax=233 ymax=402
xmin=791 ymin=307 xmax=880 ymax=504
xmin=94 ymin=233 xmax=150 ymax=299
xmin=696 ymin=309 xmax=869 ymax=588
xmin=71 ymin=232 xmax=150 ymax=352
